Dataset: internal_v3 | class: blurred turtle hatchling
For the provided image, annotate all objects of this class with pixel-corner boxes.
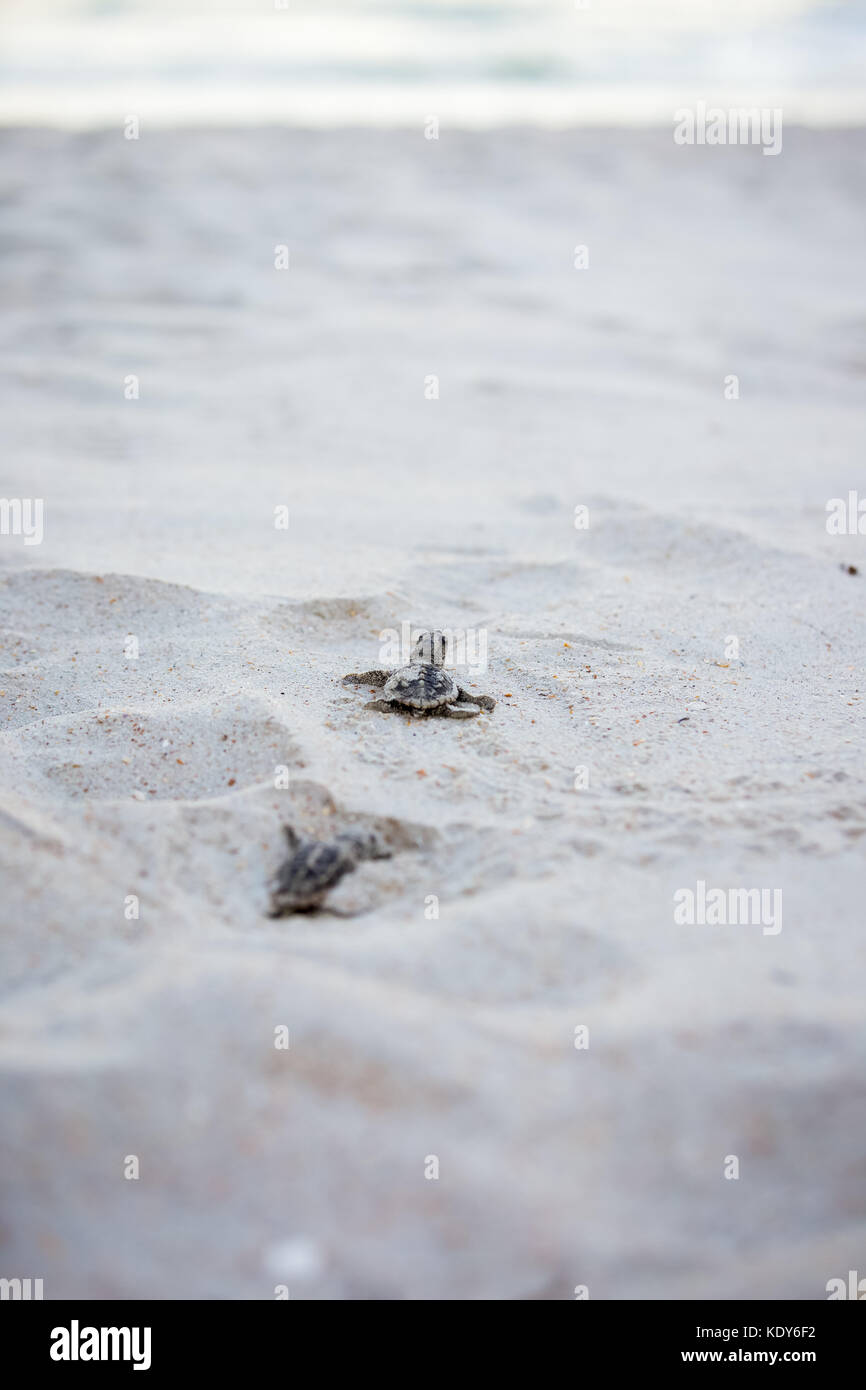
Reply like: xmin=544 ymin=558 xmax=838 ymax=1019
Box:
xmin=267 ymin=826 xmax=391 ymax=916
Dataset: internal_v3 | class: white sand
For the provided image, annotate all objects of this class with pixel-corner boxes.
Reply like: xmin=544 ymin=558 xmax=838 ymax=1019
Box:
xmin=1 ymin=127 xmax=865 ymax=1299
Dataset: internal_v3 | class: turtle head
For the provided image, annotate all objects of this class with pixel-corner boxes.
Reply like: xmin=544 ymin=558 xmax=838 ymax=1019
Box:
xmin=334 ymin=828 xmax=391 ymax=862
xmin=411 ymin=630 xmax=448 ymax=667
xmin=266 ymin=862 xmax=297 ymax=917
xmin=267 ymin=885 xmax=292 ymax=918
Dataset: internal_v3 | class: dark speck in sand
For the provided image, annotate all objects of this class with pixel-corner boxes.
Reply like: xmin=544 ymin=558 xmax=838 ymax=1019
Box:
xmin=841 ymin=564 xmax=859 ymax=576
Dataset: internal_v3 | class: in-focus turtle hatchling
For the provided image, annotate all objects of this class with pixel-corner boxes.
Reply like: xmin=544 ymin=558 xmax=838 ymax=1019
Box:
xmin=267 ymin=825 xmax=391 ymax=916
xmin=342 ymin=630 xmax=496 ymax=719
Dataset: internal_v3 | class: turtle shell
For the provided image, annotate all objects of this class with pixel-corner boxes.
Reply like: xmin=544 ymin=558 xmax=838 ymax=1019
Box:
xmin=270 ymin=839 xmax=353 ymax=907
xmin=383 ymin=662 xmax=458 ymax=709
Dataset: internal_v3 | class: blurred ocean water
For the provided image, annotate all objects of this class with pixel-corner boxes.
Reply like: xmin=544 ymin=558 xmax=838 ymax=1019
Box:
xmin=2 ymin=0 xmax=866 ymax=125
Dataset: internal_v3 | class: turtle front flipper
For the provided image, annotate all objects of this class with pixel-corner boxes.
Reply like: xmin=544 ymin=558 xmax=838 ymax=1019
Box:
xmin=342 ymin=669 xmax=390 ymax=688
xmin=364 ymin=698 xmax=400 ymax=713
xmin=282 ymin=825 xmax=301 ymax=851
xmin=442 ymin=703 xmax=481 ymax=719
xmin=457 ymin=687 xmax=495 ymax=711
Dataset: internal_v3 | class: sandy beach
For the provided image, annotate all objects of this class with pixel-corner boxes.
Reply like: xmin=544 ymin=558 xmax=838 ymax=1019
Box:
xmin=1 ymin=124 xmax=865 ymax=1299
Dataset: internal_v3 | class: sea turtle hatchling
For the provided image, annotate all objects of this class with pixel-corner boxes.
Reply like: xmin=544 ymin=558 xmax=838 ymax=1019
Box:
xmin=342 ymin=630 xmax=496 ymax=719
xmin=267 ymin=825 xmax=391 ymax=916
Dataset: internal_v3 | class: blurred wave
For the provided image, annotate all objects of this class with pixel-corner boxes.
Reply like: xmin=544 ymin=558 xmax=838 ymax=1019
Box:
xmin=2 ymin=0 xmax=866 ymax=125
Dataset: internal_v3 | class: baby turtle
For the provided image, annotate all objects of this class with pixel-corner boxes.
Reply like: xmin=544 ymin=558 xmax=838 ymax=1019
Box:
xmin=267 ymin=825 xmax=391 ymax=916
xmin=342 ymin=630 xmax=496 ymax=719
